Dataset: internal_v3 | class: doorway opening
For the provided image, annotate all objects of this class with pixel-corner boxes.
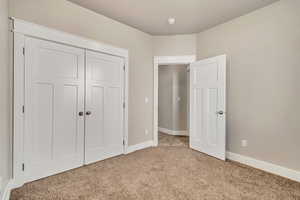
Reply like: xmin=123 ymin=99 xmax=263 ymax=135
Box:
xmin=158 ymin=64 xmax=189 ymax=147
xmin=153 ymin=56 xmax=196 ymax=147
xmin=153 ymin=55 xmax=227 ymax=160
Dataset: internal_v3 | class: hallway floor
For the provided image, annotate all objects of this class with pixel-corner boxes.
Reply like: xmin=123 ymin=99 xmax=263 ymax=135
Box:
xmin=11 ymin=133 xmax=300 ymax=200
xmin=158 ymin=132 xmax=189 ymax=147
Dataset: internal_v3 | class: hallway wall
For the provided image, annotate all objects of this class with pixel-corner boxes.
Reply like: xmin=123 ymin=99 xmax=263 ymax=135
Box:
xmin=158 ymin=65 xmax=188 ymax=132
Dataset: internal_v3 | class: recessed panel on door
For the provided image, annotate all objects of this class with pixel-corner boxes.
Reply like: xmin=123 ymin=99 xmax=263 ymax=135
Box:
xmin=24 ymin=37 xmax=85 ymax=182
xmin=190 ymin=55 xmax=226 ymax=160
xmin=85 ymin=50 xmax=124 ymax=164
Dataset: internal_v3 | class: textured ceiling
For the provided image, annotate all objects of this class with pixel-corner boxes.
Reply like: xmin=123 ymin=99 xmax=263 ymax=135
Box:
xmin=68 ymin=0 xmax=279 ymax=35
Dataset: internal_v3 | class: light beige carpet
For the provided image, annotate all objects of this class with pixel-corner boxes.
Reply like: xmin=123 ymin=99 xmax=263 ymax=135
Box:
xmin=11 ymin=134 xmax=300 ymax=200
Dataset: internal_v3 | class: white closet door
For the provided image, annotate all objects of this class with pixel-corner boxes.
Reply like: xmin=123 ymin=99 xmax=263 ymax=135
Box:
xmin=24 ymin=37 xmax=85 ymax=182
xmin=85 ymin=50 xmax=124 ymax=164
xmin=189 ymin=55 xmax=226 ymax=160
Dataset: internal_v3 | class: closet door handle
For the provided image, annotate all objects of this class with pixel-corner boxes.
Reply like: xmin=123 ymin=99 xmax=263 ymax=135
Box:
xmin=86 ymin=111 xmax=92 ymax=116
xmin=216 ymin=110 xmax=224 ymax=115
xmin=78 ymin=111 xmax=84 ymax=116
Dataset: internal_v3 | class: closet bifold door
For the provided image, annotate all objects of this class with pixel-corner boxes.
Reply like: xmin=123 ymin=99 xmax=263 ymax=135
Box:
xmin=24 ymin=37 xmax=85 ymax=182
xmin=85 ymin=50 xmax=125 ymax=164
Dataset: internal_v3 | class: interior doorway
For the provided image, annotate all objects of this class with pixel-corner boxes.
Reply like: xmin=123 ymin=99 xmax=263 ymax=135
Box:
xmin=158 ymin=64 xmax=189 ymax=147
xmin=153 ymin=56 xmax=196 ymax=147
xmin=153 ymin=55 xmax=227 ymax=160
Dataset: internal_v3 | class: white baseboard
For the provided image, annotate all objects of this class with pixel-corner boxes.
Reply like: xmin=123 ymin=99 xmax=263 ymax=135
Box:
xmin=226 ymin=152 xmax=300 ymax=183
xmin=1 ymin=179 xmax=13 ymax=200
xmin=126 ymin=140 xmax=154 ymax=154
xmin=158 ymin=127 xmax=189 ymax=136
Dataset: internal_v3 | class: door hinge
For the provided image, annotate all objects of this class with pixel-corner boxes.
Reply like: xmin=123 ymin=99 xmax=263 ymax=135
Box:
xmin=123 ymin=102 xmax=125 ymax=109
xmin=22 ymin=47 xmax=25 ymax=55
xmin=22 ymin=105 xmax=25 ymax=113
xmin=123 ymin=140 xmax=125 ymax=145
xmin=123 ymin=65 xmax=125 ymax=71
xmin=22 ymin=163 xmax=25 ymax=171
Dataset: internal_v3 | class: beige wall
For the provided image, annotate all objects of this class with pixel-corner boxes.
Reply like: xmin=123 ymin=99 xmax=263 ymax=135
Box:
xmin=10 ymin=0 xmax=154 ymax=146
xmin=153 ymin=34 xmax=197 ymax=56
xmin=171 ymin=66 xmax=188 ymax=131
xmin=158 ymin=65 xmax=188 ymax=131
xmin=158 ymin=67 xmax=173 ymax=130
xmin=0 ymin=0 xmax=11 ymax=192
xmin=197 ymin=0 xmax=300 ymax=171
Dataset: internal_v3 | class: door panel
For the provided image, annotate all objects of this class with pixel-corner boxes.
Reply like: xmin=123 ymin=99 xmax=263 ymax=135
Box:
xmin=88 ymin=86 xmax=105 ymax=149
xmin=85 ymin=50 xmax=124 ymax=164
xmin=190 ymin=55 xmax=226 ymax=160
xmin=55 ymin=85 xmax=80 ymax=156
xmin=24 ymin=37 xmax=85 ymax=182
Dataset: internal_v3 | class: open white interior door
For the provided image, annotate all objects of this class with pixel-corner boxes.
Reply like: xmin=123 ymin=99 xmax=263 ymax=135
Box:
xmin=189 ymin=55 xmax=226 ymax=160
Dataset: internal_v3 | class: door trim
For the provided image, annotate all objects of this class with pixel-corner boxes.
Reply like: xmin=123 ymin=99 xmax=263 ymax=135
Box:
xmin=12 ymin=18 xmax=129 ymax=188
xmin=153 ymin=55 xmax=196 ymax=146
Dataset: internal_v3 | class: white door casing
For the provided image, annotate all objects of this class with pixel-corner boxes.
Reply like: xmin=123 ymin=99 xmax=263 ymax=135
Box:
xmin=85 ymin=50 xmax=125 ymax=164
xmin=189 ymin=55 xmax=226 ymax=160
xmin=153 ymin=56 xmax=196 ymax=146
xmin=24 ymin=37 xmax=85 ymax=182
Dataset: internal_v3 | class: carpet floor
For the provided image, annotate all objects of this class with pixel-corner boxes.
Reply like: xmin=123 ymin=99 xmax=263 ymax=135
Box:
xmin=11 ymin=134 xmax=300 ymax=200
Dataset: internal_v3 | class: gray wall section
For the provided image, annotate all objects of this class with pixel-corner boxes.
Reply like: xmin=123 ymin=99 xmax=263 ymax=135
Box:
xmin=153 ymin=34 xmax=197 ymax=56
xmin=158 ymin=65 xmax=188 ymax=132
xmin=172 ymin=66 xmax=188 ymax=131
xmin=158 ymin=67 xmax=173 ymax=130
xmin=0 ymin=0 xmax=11 ymax=192
xmin=197 ymin=0 xmax=300 ymax=171
xmin=9 ymin=0 xmax=154 ymax=146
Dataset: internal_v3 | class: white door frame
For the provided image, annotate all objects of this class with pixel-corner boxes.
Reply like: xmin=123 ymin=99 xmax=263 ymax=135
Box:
xmin=12 ymin=18 xmax=129 ymax=188
xmin=153 ymin=55 xmax=196 ymax=146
